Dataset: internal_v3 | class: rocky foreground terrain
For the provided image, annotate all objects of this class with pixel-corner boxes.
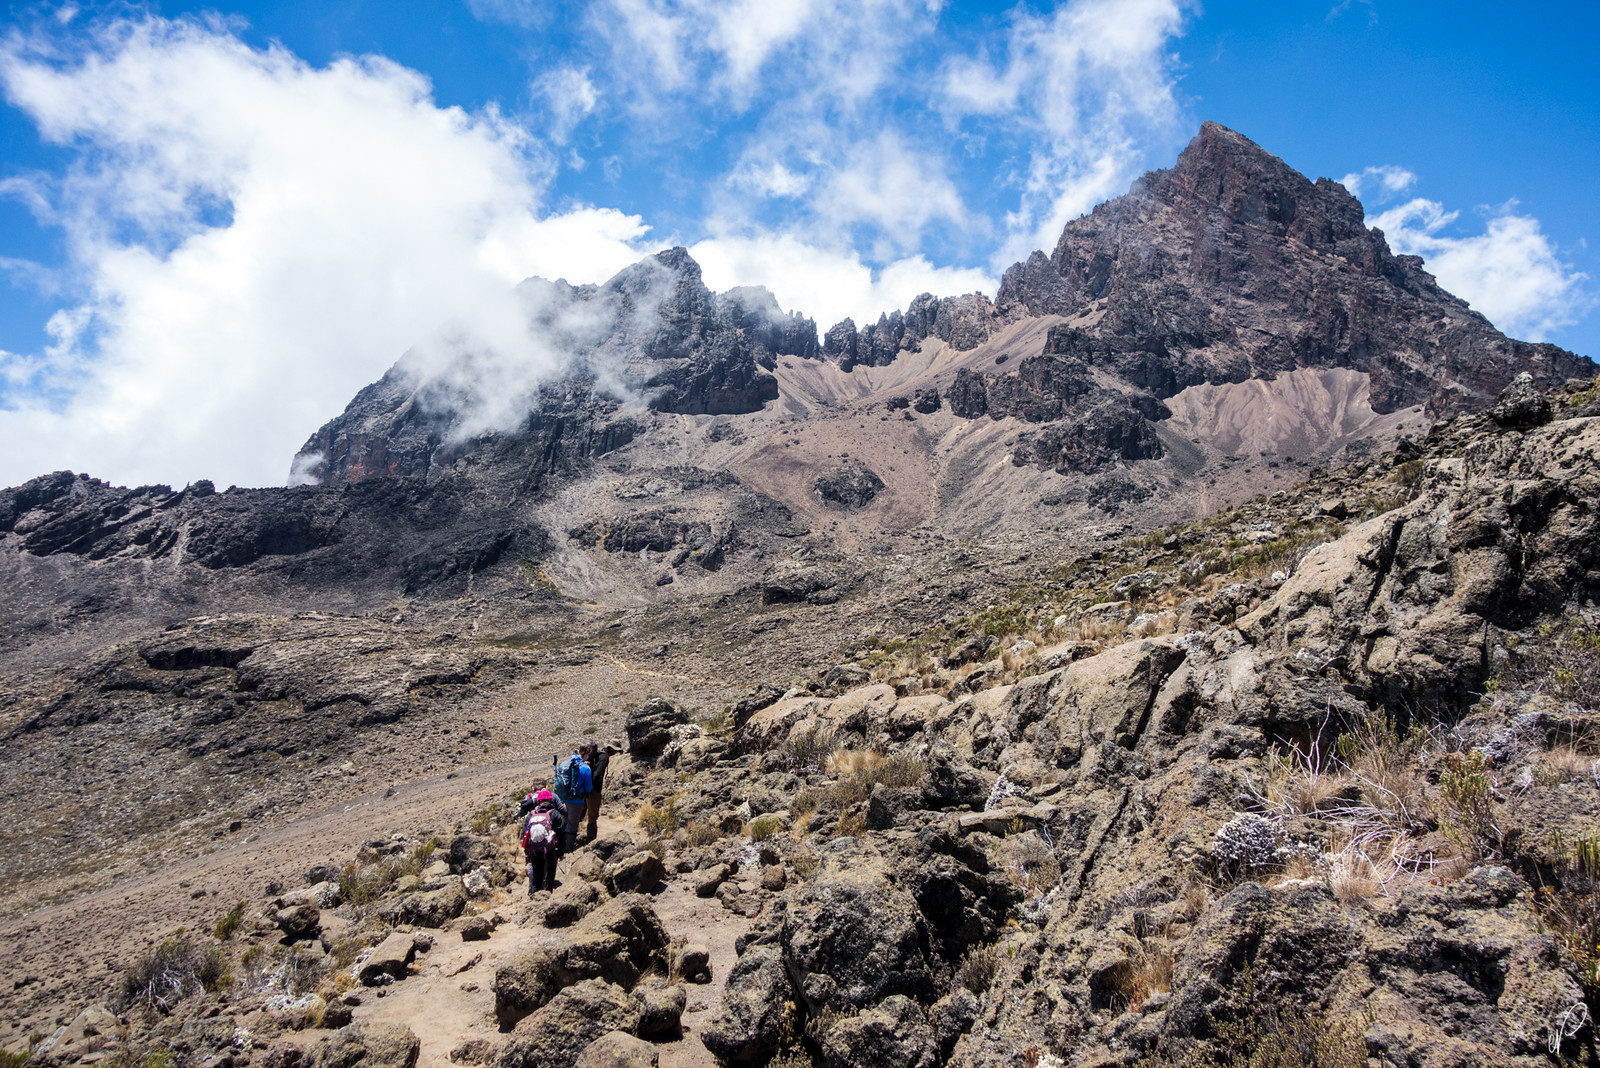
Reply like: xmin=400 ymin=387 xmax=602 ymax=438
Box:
xmin=3 ymin=376 xmax=1598 ymax=1068
xmin=0 ymin=124 xmax=1598 ymax=1068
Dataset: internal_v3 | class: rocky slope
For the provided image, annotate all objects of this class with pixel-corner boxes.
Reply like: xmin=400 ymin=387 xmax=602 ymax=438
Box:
xmin=9 ymin=376 xmax=1599 ymax=1068
xmin=1 ymin=123 xmax=1598 ymax=1068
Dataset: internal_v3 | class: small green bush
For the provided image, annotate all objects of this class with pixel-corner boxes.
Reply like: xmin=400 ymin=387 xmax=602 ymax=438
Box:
xmin=750 ymin=814 xmax=786 ymax=842
xmin=211 ymin=899 xmax=247 ymax=941
xmin=638 ymin=797 xmax=681 ymax=836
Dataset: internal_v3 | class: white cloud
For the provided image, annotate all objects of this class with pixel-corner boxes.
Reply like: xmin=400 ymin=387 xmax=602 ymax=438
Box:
xmin=813 ymin=132 xmax=967 ymax=243
xmin=0 ymin=17 xmax=650 ymax=489
xmin=690 ymin=231 xmax=995 ymax=330
xmin=1371 ymin=197 xmax=1591 ymax=341
xmin=731 ymin=160 xmax=811 ymax=199
xmin=1339 ymin=164 xmax=1416 ymax=201
xmin=535 ymin=65 xmax=599 ymax=143
xmin=938 ymin=0 xmax=1193 ymax=266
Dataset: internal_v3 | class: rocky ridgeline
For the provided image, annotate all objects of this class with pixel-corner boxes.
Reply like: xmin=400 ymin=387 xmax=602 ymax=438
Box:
xmin=28 ymin=375 xmax=1600 ymax=1067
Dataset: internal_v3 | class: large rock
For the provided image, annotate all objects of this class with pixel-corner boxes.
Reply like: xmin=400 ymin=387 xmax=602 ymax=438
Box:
xmin=494 ymin=894 xmax=670 ymax=1028
xmin=275 ymin=904 xmax=322 ymax=942
xmin=633 ymin=980 xmax=686 ymax=1036
xmin=921 ymin=742 xmax=989 ymax=809
xmin=573 ymin=1032 xmax=658 ymax=1068
xmin=497 ymin=979 xmax=642 ymax=1068
xmin=626 ymin=699 xmax=690 ymax=760
xmin=1489 ymin=372 xmax=1552 ymax=428
xmin=378 ymin=880 xmax=467 ymax=928
xmin=304 ymin=1023 xmax=420 ymax=1068
xmin=359 ymin=932 xmax=417 ymax=985
xmin=543 ymin=880 xmax=604 ymax=928
xmin=698 ymin=947 xmax=794 ymax=1064
xmin=820 ymin=995 xmax=938 ymax=1068
xmin=781 ymin=842 xmax=937 ymax=1013
xmin=603 ymin=851 xmax=666 ymax=895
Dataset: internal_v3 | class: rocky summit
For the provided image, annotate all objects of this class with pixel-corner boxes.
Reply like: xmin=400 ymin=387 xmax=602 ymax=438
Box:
xmin=1 ymin=125 xmax=1598 ymax=1068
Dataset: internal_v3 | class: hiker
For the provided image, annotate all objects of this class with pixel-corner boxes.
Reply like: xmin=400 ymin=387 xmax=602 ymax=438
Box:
xmin=583 ymin=739 xmax=620 ymax=844
xmin=552 ymin=746 xmax=592 ymax=853
xmin=519 ymin=789 xmax=566 ymax=894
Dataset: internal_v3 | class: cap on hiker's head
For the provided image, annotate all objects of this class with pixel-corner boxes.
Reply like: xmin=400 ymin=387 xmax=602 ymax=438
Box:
xmin=587 ymin=739 xmax=599 ymax=753
xmin=607 ymin=739 xmax=623 ymax=753
xmin=536 ymin=789 xmax=555 ymax=802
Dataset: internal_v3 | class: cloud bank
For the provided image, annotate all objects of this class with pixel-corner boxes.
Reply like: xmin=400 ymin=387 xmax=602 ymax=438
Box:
xmin=1369 ymin=197 xmax=1590 ymax=342
xmin=0 ymin=18 xmax=650 ymax=489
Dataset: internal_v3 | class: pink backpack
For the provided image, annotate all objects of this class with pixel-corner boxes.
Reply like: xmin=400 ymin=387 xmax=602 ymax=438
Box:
xmin=522 ymin=807 xmax=558 ymax=854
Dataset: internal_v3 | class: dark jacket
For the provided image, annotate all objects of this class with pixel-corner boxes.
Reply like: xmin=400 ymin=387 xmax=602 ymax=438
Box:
xmin=590 ymin=749 xmax=611 ymax=793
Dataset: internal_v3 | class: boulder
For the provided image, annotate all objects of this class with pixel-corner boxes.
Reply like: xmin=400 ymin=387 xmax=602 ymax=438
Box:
xmin=304 ymin=1023 xmax=420 ymax=1068
xmin=604 ymin=851 xmax=666 ymax=895
xmin=820 ymin=995 xmax=938 ymax=1068
xmin=634 ymin=980 xmax=687 ymax=1035
xmin=1489 ymin=372 xmax=1552 ymax=428
xmin=670 ymin=942 xmax=711 ymax=983
xmin=494 ymin=894 xmax=670 ymax=1028
xmin=698 ymin=947 xmax=794 ymax=1064
xmin=573 ymin=1032 xmax=658 ymax=1068
xmin=922 ymin=742 xmax=989 ymax=809
xmin=276 ymin=904 xmax=322 ymax=942
xmin=626 ymin=698 xmax=690 ymax=760
xmin=378 ymin=880 xmax=467 ymax=928
xmin=460 ymin=916 xmax=494 ymax=942
xmin=781 ymin=843 xmax=937 ymax=1013
xmin=450 ymin=834 xmax=496 ymax=873
xmin=695 ymin=863 xmax=733 ymax=898
xmin=497 ymin=979 xmax=641 ymax=1068
xmin=359 ymin=932 xmax=417 ymax=985
xmin=543 ymin=880 xmax=604 ymax=927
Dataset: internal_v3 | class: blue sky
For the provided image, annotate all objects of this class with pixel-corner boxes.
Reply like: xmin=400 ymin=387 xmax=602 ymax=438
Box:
xmin=0 ymin=0 xmax=1594 ymax=488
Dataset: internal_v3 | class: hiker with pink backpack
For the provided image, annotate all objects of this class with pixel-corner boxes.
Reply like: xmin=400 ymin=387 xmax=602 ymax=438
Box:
xmin=517 ymin=789 xmax=567 ymax=894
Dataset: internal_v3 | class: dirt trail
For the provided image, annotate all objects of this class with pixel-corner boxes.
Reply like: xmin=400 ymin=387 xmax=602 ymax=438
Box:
xmin=0 ymin=761 xmax=535 ymax=1035
xmin=359 ymin=817 xmax=747 ymax=1067
xmin=1 ymin=771 xmax=751 ymax=1066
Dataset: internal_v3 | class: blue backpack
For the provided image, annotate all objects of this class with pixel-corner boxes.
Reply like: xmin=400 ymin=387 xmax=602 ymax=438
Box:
xmin=555 ymin=756 xmax=589 ymax=800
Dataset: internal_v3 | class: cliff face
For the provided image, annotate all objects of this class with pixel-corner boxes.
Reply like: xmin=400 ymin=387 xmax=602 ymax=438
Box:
xmin=294 ymin=249 xmax=804 ymax=489
xmin=988 ymin=122 xmax=1588 ymax=416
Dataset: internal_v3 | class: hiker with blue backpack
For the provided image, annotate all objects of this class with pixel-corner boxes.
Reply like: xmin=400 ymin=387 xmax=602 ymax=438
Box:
xmin=551 ymin=746 xmax=592 ymax=853
xmin=517 ymin=788 xmax=566 ymax=894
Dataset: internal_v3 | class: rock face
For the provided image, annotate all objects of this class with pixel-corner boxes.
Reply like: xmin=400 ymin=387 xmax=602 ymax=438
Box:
xmin=493 ymin=895 xmax=670 ymax=1028
xmin=296 ymin=249 xmax=798 ymax=488
xmin=676 ymin=391 xmax=1600 ymax=1068
xmin=989 ymin=122 xmax=1589 ymax=419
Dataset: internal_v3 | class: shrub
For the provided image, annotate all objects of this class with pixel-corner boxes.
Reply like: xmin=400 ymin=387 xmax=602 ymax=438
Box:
xmin=1136 ymin=967 xmax=1365 ymax=1068
xmin=958 ymin=943 xmax=1000 ymax=993
xmin=338 ymin=860 xmax=388 ymax=911
xmin=1537 ymin=828 xmax=1600 ymax=998
xmin=637 ymin=797 xmax=681 ymax=836
xmin=120 ymin=933 xmax=231 ymax=1011
xmin=789 ymin=786 xmax=826 ymax=818
xmin=673 ymin=821 xmax=720 ymax=848
xmin=750 ymin=814 xmax=787 ymax=842
xmin=1335 ymin=713 xmax=1426 ymax=830
xmin=1436 ymin=750 xmax=1499 ymax=861
xmin=784 ymin=726 xmax=836 ymax=771
xmin=835 ymin=811 xmax=867 ymax=839
xmin=469 ymin=803 xmax=502 ymax=835
xmin=999 ymin=831 xmax=1061 ymax=893
xmin=1212 ymin=814 xmax=1279 ymax=877
xmin=212 ymin=899 xmax=247 ymax=941
xmin=1494 ymin=622 xmax=1600 ymax=708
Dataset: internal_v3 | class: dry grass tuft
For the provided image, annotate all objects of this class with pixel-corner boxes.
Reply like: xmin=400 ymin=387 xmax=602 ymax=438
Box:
xmin=958 ymin=943 xmax=1001 ymax=993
